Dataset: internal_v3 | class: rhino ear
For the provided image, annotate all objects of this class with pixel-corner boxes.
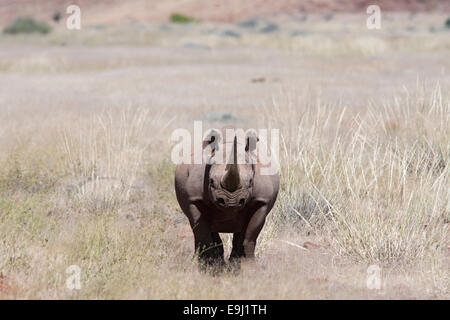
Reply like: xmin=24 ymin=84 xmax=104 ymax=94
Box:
xmin=245 ymin=130 xmax=259 ymax=152
xmin=203 ymin=129 xmax=221 ymax=151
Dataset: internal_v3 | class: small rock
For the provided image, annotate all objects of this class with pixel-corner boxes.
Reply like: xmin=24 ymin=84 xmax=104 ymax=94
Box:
xmin=203 ymin=112 xmax=238 ymax=122
xmin=237 ymin=18 xmax=258 ymax=28
xmin=323 ymin=13 xmax=333 ymax=21
xmin=221 ymin=30 xmax=241 ymax=38
xmin=158 ymin=24 xmax=171 ymax=31
xmin=260 ymin=23 xmax=279 ymax=33
xmin=183 ymin=42 xmax=210 ymax=50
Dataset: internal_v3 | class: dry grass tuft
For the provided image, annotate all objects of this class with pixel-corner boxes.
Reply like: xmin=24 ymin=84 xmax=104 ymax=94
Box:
xmin=269 ymin=84 xmax=448 ymax=267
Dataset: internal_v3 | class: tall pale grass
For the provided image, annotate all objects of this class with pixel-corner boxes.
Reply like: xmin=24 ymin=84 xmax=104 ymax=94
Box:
xmin=266 ymin=84 xmax=449 ymax=266
xmin=61 ymin=107 xmax=170 ymax=212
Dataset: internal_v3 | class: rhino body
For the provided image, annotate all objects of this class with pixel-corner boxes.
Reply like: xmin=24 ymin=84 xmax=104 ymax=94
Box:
xmin=174 ymin=128 xmax=280 ymax=267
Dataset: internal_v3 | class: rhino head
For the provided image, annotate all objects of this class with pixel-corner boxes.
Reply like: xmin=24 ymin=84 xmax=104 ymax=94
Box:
xmin=204 ymin=129 xmax=259 ymax=211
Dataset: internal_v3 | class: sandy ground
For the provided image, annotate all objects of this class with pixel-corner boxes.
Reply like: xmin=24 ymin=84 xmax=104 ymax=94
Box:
xmin=1 ymin=45 xmax=449 ymax=113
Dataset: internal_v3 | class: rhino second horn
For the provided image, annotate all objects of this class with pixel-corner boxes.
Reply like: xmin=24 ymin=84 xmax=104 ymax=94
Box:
xmin=221 ymin=136 xmax=241 ymax=192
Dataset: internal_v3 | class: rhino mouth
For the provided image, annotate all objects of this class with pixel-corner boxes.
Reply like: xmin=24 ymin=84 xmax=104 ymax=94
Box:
xmin=213 ymin=188 xmax=250 ymax=209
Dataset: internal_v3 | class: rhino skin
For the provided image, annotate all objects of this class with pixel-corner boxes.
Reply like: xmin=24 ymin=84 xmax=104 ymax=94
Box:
xmin=175 ymin=128 xmax=280 ymax=268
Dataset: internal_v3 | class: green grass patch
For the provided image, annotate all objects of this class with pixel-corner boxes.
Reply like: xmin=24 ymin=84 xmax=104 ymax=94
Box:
xmin=3 ymin=17 xmax=51 ymax=35
xmin=0 ymin=196 xmax=53 ymax=241
xmin=170 ymin=13 xmax=199 ymax=24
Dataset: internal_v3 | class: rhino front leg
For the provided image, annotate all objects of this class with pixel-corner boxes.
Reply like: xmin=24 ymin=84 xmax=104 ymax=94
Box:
xmin=242 ymin=205 xmax=269 ymax=259
xmin=229 ymin=205 xmax=268 ymax=262
xmin=228 ymin=231 xmax=245 ymax=272
xmin=193 ymin=220 xmax=224 ymax=264
xmin=230 ymin=232 xmax=245 ymax=261
xmin=186 ymin=204 xmax=224 ymax=268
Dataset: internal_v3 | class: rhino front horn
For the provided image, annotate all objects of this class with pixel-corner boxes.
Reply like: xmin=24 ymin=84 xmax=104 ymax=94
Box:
xmin=221 ymin=136 xmax=241 ymax=192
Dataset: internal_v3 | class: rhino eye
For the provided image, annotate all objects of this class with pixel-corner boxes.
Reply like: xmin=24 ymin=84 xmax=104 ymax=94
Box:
xmin=210 ymin=179 xmax=216 ymax=188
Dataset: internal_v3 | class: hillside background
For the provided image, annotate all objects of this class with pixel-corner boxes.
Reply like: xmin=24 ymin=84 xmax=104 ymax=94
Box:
xmin=1 ymin=0 xmax=450 ymax=27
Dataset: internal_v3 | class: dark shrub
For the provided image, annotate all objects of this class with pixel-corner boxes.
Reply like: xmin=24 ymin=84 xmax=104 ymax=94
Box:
xmin=53 ymin=12 xmax=61 ymax=23
xmin=445 ymin=17 xmax=450 ymax=29
xmin=4 ymin=17 xmax=51 ymax=35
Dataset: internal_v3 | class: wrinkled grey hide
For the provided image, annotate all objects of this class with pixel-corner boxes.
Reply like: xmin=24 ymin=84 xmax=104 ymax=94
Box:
xmin=174 ymin=128 xmax=280 ymax=269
